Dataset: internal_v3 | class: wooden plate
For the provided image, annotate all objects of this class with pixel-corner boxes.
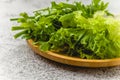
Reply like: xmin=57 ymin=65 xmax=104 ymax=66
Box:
xmin=27 ymin=39 xmax=120 ymax=68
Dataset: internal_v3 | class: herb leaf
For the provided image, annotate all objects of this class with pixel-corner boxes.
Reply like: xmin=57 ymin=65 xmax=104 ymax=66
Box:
xmin=11 ymin=0 xmax=120 ymax=59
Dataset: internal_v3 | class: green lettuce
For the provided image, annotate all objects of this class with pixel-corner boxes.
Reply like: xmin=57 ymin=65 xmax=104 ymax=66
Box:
xmin=11 ymin=0 xmax=120 ymax=59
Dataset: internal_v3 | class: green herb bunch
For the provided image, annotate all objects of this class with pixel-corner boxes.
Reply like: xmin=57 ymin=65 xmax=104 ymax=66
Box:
xmin=11 ymin=0 xmax=120 ymax=59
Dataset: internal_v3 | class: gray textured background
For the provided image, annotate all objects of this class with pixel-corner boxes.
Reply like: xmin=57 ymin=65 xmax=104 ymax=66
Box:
xmin=0 ymin=0 xmax=120 ymax=80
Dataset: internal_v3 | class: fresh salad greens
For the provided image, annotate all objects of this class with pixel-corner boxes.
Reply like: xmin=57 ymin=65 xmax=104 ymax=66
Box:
xmin=11 ymin=0 xmax=120 ymax=59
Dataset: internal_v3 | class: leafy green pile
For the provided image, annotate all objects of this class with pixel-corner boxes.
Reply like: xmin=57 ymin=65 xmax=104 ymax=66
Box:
xmin=11 ymin=0 xmax=120 ymax=59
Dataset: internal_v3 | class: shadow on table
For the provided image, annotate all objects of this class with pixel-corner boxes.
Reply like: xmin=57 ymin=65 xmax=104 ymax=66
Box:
xmin=35 ymin=53 xmax=120 ymax=79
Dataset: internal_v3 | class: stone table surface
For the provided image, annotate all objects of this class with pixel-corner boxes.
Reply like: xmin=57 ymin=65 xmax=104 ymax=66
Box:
xmin=0 ymin=0 xmax=120 ymax=80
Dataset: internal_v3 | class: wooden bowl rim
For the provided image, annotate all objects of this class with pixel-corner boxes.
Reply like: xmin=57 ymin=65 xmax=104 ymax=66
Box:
xmin=27 ymin=39 xmax=120 ymax=67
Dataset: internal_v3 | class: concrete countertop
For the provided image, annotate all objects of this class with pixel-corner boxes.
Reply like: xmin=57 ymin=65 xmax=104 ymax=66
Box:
xmin=0 ymin=0 xmax=120 ymax=80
